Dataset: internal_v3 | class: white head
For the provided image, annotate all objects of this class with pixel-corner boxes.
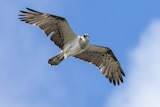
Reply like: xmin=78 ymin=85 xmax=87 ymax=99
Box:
xmin=83 ymin=34 xmax=90 ymax=42
xmin=79 ymin=34 xmax=90 ymax=49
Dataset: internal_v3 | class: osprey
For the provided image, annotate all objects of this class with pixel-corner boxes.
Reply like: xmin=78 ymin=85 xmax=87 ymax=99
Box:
xmin=19 ymin=8 xmax=125 ymax=85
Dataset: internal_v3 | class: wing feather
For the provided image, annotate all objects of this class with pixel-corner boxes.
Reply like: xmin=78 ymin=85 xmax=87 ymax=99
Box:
xmin=19 ymin=8 xmax=77 ymax=49
xmin=74 ymin=44 xmax=125 ymax=85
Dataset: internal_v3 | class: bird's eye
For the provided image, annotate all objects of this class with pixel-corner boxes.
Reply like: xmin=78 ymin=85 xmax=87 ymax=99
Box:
xmin=84 ymin=34 xmax=88 ymax=38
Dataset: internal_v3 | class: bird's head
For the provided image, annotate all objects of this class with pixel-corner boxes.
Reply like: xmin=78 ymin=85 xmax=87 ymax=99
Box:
xmin=79 ymin=34 xmax=90 ymax=49
xmin=83 ymin=34 xmax=90 ymax=42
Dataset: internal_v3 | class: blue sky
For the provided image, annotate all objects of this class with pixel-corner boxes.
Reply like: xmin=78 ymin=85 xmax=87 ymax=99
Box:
xmin=1 ymin=0 xmax=160 ymax=107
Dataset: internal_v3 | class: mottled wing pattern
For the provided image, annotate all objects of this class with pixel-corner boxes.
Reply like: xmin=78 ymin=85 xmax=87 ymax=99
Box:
xmin=74 ymin=44 xmax=125 ymax=85
xmin=19 ymin=8 xmax=77 ymax=49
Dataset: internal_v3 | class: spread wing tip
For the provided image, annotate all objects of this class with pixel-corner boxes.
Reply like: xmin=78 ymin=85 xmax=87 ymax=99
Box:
xmin=19 ymin=7 xmax=41 ymax=17
xmin=19 ymin=10 xmax=27 ymax=14
xmin=19 ymin=8 xmax=41 ymax=24
xmin=105 ymin=68 xmax=125 ymax=86
xmin=121 ymin=71 xmax=125 ymax=77
xmin=109 ymin=78 xmax=123 ymax=86
xmin=26 ymin=7 xmax=41 ymax=13
xmin=19 ymin=7 xmax=41 ymax=13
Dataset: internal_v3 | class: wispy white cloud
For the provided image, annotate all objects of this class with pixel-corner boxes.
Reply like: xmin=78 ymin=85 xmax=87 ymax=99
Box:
xmin=105 ymin=20 xmax=160 ymax=107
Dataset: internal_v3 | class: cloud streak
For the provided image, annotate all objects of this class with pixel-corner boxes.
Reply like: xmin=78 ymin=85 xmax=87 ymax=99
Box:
xmin=105 ymin=19 xmax=160 ymax=107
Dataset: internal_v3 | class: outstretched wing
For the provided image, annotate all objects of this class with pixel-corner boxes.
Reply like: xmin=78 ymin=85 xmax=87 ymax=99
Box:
xmin=74 ymin=44 xmax=125 ymax=85
xmin=19 ymin=8 xmax=77 ymax=49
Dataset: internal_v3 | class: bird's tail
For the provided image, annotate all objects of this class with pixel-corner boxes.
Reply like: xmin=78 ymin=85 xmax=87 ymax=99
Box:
xmin=48 ymin=52 xmax=64 ymax=66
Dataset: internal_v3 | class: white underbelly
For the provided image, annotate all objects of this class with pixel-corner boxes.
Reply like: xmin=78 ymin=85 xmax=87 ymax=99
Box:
xmin=63 ymin=38 xmax=83 ymax=57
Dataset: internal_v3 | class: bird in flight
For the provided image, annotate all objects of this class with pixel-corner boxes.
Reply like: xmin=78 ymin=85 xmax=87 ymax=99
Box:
xmin=19 ymin=8 xmax=125 ymax=85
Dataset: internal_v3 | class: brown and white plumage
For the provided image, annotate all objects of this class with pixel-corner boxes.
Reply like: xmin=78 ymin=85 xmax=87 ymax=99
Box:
xmin=19 ymin=8 xmax=125 ymax=85
xmin=19 ymin=8 xmax=77 ymax=50
xmin=74 ymin=44 xmax=125 ymax=85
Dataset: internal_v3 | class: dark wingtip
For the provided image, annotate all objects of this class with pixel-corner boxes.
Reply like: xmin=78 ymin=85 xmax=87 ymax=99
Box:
xmin=26 ymin=7 xmax=41 ymax=13
xmin=113 ymin=80 xmax=116 ymax=86
xmin=119 ymin=67 xmax=125 ymax=77
xmin=19 ymin=10 xmax=27 ymax=13
xmin=113 ymin=81 xmax=121 ymax=86
xmin=26 ymin=7 xmax=34 ymax=11
xmin=19 ymin=7 xmax=41 ymax=14
xmin=117 ymin=80 xmax=120 ymax=85
xmin=122 ymin=71 xmax=125 ymax=76
xmin=109 ymin=78 xmax=112 ymax=83
xmin=120 ymin=77 xmax=124 ymax=83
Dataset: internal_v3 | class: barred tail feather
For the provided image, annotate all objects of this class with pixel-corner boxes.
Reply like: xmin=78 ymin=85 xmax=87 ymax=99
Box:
xmin=48 ymin=52 xmax=64 ymax=65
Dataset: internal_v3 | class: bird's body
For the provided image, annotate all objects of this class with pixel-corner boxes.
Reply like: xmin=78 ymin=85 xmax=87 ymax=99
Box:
xmin=19 ymin=8 xmax=125 ymax=85
xmin=62 ymin=35 xmax=89 ymax=58
xmin=48 ymin=35 xmax=89 ymax=65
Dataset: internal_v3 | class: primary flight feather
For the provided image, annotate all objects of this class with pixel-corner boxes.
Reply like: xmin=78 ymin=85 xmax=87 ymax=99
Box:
xmin=19 ymin=8 xmax=125 ymax=85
